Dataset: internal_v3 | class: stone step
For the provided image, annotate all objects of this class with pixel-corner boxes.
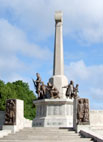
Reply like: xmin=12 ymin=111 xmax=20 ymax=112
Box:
xmin=14 ymin=131 xmax=77 ymax=135
xmin=22 ymin=129 xmax=74 ymax=131
xmin=20 ymin=130 xmax=75 ymax=133
xmin=0 ymin=138 xmax=92 ymax=141
xmin=5 ymin=134 xmax=79 ymax=137
xmin=0 ymin=140 xmax=92 ymax=142
xmin=22 ymin=128 xmax=73 ymax=132
xmin=1 ymin=136 xmax=81 ymax=140
xmin=0 ymin=136 xmax=92 ymax=141
xmin=0 ymin=127 xmax=93 ymax=142
xmin=19 ymin=128 xmax=76 ymax=134
xmin=23 ymin=127 xmax=73 ymax=130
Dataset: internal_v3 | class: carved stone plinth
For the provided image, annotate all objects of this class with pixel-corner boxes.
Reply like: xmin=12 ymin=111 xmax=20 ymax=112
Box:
xmin=73 ymin=98 xmax=90 ymax=132
xmin=3 ymin=99 xmax=24 ymax=133
xmin=33 ymin=99 xmax=73 ymax=127
xmin=77 ymin=98 xmax=90 ymax=125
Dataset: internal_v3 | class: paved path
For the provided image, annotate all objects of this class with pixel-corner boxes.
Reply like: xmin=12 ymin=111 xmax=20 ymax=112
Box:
xmin=0 ymin=127 xmax=93 ymax=142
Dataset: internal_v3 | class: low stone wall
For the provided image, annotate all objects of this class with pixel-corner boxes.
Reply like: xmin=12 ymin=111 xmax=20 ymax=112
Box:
xmin=0 ymin=111 xmax=5 ymax=130
xmin=90 ymin=110 xmax=103 ymax=128
xmin=80 ymin=130 xmax=103 ymax=142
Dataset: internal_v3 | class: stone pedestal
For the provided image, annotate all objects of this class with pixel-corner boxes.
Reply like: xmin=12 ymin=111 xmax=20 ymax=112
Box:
xmin=49 ymin=75 xmax=68 ymax=98
xmin=73 ymin=98 xmax=90 ymax=132
xmin=3 ymin=99 xmax=32 ymax=133
xmin=33 ymin=99 xmax=73 ymax=127
xmin=3 ymin=99 xmax=24 ymax=133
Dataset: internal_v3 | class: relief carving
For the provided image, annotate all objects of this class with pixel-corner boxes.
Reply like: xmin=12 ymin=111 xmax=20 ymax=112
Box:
xmin=4 ymin=99 xmax=16 ymax=125
xmin=77 ymin=98 xmax=89 ymax=125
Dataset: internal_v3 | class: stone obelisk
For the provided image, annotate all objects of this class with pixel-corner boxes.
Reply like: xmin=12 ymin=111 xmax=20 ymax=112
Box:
xmin=49 ymin=11 xmax=68 ymax=98
xmin=33 ymin=12 xmax=73 ymax=128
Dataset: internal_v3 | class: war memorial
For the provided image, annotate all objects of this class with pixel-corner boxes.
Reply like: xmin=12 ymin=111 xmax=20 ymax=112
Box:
xmin=0 ymin=11 xmax=103 ymax=142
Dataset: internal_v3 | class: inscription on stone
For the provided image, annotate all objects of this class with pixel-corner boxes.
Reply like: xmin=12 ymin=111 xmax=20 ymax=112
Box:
xmin=36 ymin=106 xmax=40 ymax=117
xmin=54 ymin=105 xmax=59 ymax=115
xmin=47 ymin=105 xmax=64 ymax=116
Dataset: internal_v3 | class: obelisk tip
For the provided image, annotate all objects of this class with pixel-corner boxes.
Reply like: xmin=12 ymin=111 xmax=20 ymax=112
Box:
xmin=55 ymin=11 xmax=63 ymax=22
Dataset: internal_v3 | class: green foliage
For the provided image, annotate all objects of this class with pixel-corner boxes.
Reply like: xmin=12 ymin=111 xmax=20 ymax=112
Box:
xmin=0 ymin=80 xmax=36 ymax=120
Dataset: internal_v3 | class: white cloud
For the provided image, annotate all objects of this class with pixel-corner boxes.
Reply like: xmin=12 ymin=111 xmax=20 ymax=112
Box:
xmin=0 ymin=19 xmax=52 ymax=60
xmin=65 ymin=60 xmax=89 ymax=81
xmin=65 ymin=60 xmax=103 ymax=109
xmin=0 ymin=18 xmax=52 ymax=84
xmin=0 ymin=0 xmax=103 ymax=43
xmin=91 ymin=88 xmax=103 ymax=100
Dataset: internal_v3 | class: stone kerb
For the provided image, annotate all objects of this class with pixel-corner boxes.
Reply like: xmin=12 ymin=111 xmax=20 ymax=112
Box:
xmin=80 ymin=129 xmax=103 ymax=142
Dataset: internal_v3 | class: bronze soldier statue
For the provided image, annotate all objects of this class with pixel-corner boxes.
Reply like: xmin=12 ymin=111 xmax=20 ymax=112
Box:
xmin=47 ymin=82 xmax=60 ymax=99
xmin=73 ymin=84 xmax=79 ymax=99
xmin=33 ymin=73 xmax=42 ymax=99
xmin=63 ymin=81 xmax=79 ymax=99
xmin=40 ymin=82 xmax=47 ymax=99
xmin=63 ymin=80 xmax=74 ymax=99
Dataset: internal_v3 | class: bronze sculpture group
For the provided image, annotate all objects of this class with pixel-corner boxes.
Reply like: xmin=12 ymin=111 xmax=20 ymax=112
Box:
xmin=32 ymin=73 xmax=60 ymax=99
xmin=33 ymin=73 xmax=90 ymax=124
xmin=33 ymin=73 xmax=78 ymax=99
xmin=63 ymin=80 xmax=79 ymax=99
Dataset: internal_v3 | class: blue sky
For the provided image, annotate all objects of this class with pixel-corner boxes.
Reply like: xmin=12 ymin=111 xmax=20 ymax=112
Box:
xmin=0 ymin=0 xmax=103 ymax=109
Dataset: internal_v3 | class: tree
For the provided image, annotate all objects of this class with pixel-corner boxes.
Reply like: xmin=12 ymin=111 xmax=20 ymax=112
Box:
xmin=0 ymin=80 xmax=36 ymax=120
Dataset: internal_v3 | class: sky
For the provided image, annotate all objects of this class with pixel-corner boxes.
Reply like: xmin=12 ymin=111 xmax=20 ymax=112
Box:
xmin=0 ymin=0 xmax=103 ymax=109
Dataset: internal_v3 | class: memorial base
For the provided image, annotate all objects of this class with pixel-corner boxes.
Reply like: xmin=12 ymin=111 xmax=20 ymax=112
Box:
xmin=33 ymin=99 xmax=73 ymax=127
